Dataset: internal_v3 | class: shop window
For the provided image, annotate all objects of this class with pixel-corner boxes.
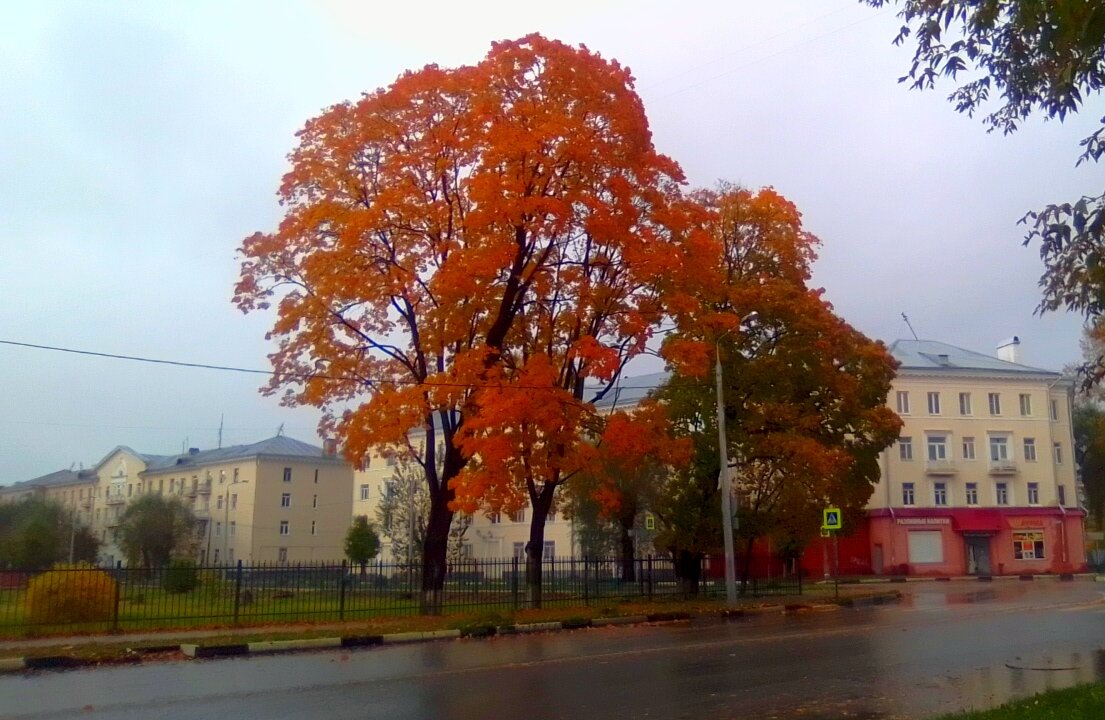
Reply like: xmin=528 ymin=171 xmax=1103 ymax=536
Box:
xmin=907 ymin=531 xmax=943 ymax=563
xmin=1013 ymin=530 xmax=1045 ymax=560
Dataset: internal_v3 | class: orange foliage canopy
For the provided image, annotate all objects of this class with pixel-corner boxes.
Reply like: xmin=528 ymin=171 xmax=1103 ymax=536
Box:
xmin=233 ymin=35 xmax=709 ymax=541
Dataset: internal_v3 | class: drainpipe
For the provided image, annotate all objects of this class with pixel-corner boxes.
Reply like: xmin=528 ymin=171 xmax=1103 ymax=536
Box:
xmin=883 ymin=450 xmax=896 ymax=571
xmin=1058 ymin=504 xmax=1069 ymax=568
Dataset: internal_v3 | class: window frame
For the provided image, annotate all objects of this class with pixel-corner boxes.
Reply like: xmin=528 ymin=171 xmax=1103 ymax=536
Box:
xmin=1027 ymin=482 xmax=1040 ymax=505
xmin=962 ymin=437 xmax=976 ymax=460
xmin=959 ymin=392 xmax=972 ymax=416
xmin=933 ymin=482 xmax=948 ymax=506
xmin=896 ymin=391 xmax=910 ymax=415
xmin=988 ymin=392 xmax=1001 ymax=415
xmin=1012 ymin=530 xmax=1045 ymax=560
xmin=995 ymin=482 xmax=1009 ymax=506
xmin=902 ymin=482 xmax=915 ymax=506
xmin=899 ymin=437 xmax=914 ymax=461
xmin=1019 ymin=393 xmax=1032 ymax=416
xmin=279 ymin=520 xmax=290 ymax=536
xmin=965 ymin=482 xmax=979 ymax=506
xmin=927 ymin=391 xmax=941 ymax=415
xmin=1023 ymin=437 xmax=1037 ymax=462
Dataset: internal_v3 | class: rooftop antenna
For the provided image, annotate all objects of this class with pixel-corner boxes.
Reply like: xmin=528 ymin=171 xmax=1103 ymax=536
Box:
xmin=218 ymin=414 xmax=224 ymax=449
xmin=277 ymin=422 xmax=285 ymax=437
xmin=901 ymin=312 xmax=919 ymax=341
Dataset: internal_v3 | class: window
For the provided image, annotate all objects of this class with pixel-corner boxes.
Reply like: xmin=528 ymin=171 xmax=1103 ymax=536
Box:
xmin=1023 ymin=438 xmax=1037 ymax=462
xmin=215 ymin=522 xmax=222 ymax=537
xmin=312 ymin=494 xmax=318 ymax=509
xmin=902 ymin=482 xmax=915 ymax=506
xmin=488 ymin=512 xmax=501 ymax=524
xmin=386 ymin=455 xmax=396 ymax=467
xmin=1013 ymin=530 xmax=1045 ymax=560
xmin=231 ymin=493 xmax=237 ymax=510
xmin=989 ymin=436 xmax=1009 ymax=462
xmin=896 ymin=391 xmax=910 ymax=414
xmin=1054 ymin=442 xmax=1063 ymax=464
xmin=996 ymin=482 xmax=1009 ymax=505
xmin=278 ymin=547 xmax=288 ymax=563
xmin=512 ymin=542 xmax=525 ymax=560
xmin=311 ymin=521 xmax=316 ymax=536
xmin=360 ymin=484 xmax=370 ymax=501
xmin=988 ymin=393 xmax=1001 ymax=415
xmin=510 ymin=509 xmax=525 ymax=523
xmin=233 ymin=468 xmax=239 ymax=483
xmin=1027 ymin=482 xmax=1040 ymax=505
xmin=907 ymin=531 xmax=943 ymax=563
xmin=229 ymin=521 xmax=236 ymax=537
xmin=279 ymin=521 xmax=290 ymax=535
xmin=228 ymin=549 xmax=234 ymax=563
xmin=460 ymin=543 xmax=474 ymax=560
xmin=959 ymin=392 xmax=972 ymax=415
xmin=543 ymin=541 xmax=555 ymax=559
xmin=927 ymin=392 xmax=941 ymax=414
xmin=899 ymin=437 xmax=913 ymax=461
xmin=213 ymin=549 xmax=220 ymax=564
xmin=926 ymin=435 xmax=947 ymax=461
xmin=281 ymin=493 xmax=291 ymax=508
xmin=933 ymin=482 xmax=948 ymax=506
xmin=965 ymin=482 xmax=978 ymax=506
xmin=217 ymin=496 xmax=223 ymax=510
xmin=1058 ymin=485 xmax=1067 ymax=506
xmin=1019 ymin=393 xmax=1032 ymax=416
xmin=283 ymin=467 xmax=292 ymax=483
xmin=1050 ymin=399 xmax=1060 ymax=422
xmin=962 ymin=437 xmax=976 ymax=460
xmin=220 ymin=470 xmax=226 ymax=484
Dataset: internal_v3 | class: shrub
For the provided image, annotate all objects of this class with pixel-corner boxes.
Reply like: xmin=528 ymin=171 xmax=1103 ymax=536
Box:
xmin=26 ymin=563 xmax=116 ymax=625
xmin=162 ymin=560 xmax=199 ymax=594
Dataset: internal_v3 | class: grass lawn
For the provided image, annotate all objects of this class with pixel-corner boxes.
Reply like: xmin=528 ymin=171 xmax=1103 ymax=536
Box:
xmin=938 ymin=682 xmax=1105 ymax=719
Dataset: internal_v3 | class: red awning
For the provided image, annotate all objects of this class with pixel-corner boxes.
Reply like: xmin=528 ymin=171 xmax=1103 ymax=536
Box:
xmin=952 ymin=510 xmax=1006 ymax=533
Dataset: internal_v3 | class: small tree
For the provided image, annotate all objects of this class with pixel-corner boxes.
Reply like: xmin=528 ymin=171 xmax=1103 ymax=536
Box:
xmin=344 ymin=516 xmax=381 ymax=577
xmin=118 ymin=495 xmax=197 ymax=567
xmin=0 ymin=499 xmax=99 ymax=570
xmin=376 ymin=456 xmax=471 ymax=564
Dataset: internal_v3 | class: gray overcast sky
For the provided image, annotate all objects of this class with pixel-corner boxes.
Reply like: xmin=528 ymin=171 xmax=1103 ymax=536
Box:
xmin=0 ymin=0 xmax=1097 ymax=483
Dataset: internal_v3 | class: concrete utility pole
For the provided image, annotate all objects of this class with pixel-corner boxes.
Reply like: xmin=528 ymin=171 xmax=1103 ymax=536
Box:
xmin=715 ymin=312 xmax=757 ymax=606
xmin=715 ymin=345 xmax=738 ymax=605
xmin=68 ymin=508 xmax=76 ymax=564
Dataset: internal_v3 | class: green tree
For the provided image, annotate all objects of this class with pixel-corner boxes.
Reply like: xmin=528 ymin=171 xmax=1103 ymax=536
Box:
xmin=1073 ymin=403 xmax=1105 ymax=529
xmin=0 ymin=499 xmax=99 ymax=570
xmin=375 ymin=455 xmax=470 ymax=565
xmin=865 ymin=1 xmax=1105 ymax=381
xmin=118 ymin=495 xmax=197 ymax=567
xmin=344 ymin=516 xmax=382 ymax=576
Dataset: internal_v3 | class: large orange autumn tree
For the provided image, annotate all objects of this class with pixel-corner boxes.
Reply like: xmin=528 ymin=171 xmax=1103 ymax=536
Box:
xmin=233 ymin=35 xmax=703 ymax=607
xmin=655 ymin=186 xmax=902 ymax=589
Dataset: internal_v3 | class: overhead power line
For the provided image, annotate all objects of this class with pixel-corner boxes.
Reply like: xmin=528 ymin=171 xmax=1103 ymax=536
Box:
xmin=0 ymin=339 xmax=670 ymax=392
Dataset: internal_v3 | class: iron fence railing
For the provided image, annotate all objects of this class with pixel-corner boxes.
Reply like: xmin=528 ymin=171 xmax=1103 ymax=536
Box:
xmin=0 ymin=555 xmax=801 ymax=634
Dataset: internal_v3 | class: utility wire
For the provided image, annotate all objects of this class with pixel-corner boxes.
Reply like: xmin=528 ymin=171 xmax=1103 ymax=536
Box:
xmin=0 ymin=339 xmax=671 ymax=391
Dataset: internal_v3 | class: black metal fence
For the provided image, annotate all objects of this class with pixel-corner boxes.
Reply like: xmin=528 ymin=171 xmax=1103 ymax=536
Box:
xmin=0 ymin=555 xmax=801 ymax=634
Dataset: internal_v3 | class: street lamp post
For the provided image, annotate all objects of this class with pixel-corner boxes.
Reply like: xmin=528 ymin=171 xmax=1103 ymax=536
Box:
xmin=715 ymin=312 xmax=756 ymax=606
xmin=715 ymin=343 xmax=738 ymax=605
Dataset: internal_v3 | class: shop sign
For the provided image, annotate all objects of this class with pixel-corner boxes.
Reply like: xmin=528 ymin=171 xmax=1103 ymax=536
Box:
xmin=895 ymin=517 xmax=950 ymax=526
xmin=1007 ymin=518 xmax=1045 ymax=529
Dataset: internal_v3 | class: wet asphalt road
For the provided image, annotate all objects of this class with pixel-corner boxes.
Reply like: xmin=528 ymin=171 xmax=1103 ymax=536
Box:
xmin=2 ymin=581 xmax=1105 ymax=720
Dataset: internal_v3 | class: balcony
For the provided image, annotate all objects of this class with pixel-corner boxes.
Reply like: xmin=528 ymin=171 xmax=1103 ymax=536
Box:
xmin=925 ymin=460 xmax=958 ymax=475
xmin=105 ymin=494 xmax=126 ymax=505
xmin=196 ymin=482 xmax=211 ymax=495
xmin=988 ymin=460 xmax=1017 ymax=475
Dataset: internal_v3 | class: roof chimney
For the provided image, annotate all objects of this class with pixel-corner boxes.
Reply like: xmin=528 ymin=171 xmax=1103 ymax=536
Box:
xmin=323 ymin=438 xmax=338 ymax=457
xmin=996 ymin=336 xmax=1022 ymax=364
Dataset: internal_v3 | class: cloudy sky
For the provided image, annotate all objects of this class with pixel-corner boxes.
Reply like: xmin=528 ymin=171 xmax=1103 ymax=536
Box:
xmin=1 ymin=0 xmax=1098 ymax=483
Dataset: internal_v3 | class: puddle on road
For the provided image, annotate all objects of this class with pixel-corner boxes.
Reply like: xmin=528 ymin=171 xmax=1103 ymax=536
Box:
xmin=920 ymin=649 xmax=1105 ymax=718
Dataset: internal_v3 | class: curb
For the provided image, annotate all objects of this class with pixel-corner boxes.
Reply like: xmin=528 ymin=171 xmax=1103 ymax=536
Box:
xmin=0 ymin=592 xmax=902 ymax=673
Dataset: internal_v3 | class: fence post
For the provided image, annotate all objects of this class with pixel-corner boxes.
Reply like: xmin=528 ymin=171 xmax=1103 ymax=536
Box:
xmin=112 ymin=571 xmax=121 ymax=632
xmin=511 ymin=555 xmax=520 ymax=610
xmin=233 ymin=560 xmax=243 ymax=625
xmin=798 ymin=568 xmax=803 ymax=596
xmin=647 ymin=554 xmax=653 ymax=601
xmin=583 ymin=557 xmax=590 ymax=606
xmin=339 ymin=560 xmax=347 ymax=621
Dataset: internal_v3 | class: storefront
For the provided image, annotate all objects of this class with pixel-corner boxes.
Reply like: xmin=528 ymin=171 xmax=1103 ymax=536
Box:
xmin=866 ymin=507 xmax=1086 ymax=577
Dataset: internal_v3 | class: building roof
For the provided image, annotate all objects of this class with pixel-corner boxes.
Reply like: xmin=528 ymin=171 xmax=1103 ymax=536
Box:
xmin=887 ymin=339 xmax=1058 ymax=376
xmin=142 ymin=435 xmax=339 ymax=474
xmin=0 ymin=467 xmax=97 ymax=494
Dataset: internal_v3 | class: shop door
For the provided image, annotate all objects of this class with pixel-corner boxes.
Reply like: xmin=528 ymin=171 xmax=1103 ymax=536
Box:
xmin=872 ymin=544 xmax=884 ymax=575
xmin=965 ymin=536 xmax=991 ymax=575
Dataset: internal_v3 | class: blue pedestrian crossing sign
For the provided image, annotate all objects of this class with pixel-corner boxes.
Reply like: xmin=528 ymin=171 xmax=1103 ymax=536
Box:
xmin=822 ymin=507 xmax=842 ymax=530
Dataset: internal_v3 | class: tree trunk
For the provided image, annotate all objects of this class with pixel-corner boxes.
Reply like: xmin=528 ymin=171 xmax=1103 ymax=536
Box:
xmin=420 ymin=489 xmax=453 ymax=614
xmin=525 ymin=484 xmax=556 ymax=608
xmin=618 ymin=520 xmax=636 ymax=582
xmin=674 ymin=549 xmax=701 ymax=597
